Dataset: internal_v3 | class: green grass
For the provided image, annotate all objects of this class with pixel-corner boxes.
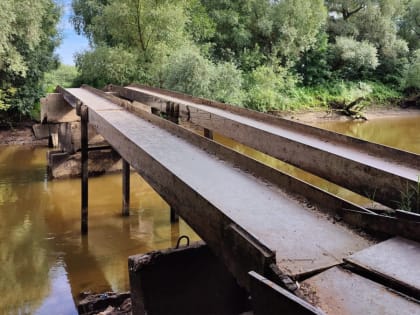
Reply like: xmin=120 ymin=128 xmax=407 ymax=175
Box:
xmin=266 ymin=81 xmax=402 ymax=112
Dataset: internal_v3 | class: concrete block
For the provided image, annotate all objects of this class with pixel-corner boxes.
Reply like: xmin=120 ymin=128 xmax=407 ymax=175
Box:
xmin=128 ymin=242 xmax=251 ymax=315
xmin=40 ymin=93 xmax=79 ymax=123
xmin=47 ymin=149 xmax=122 ymax=179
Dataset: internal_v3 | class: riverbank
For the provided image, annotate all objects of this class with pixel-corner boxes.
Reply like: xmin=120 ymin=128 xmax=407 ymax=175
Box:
xmin=278 ymin=105 xmax=420 ymax=124
xmin=1 ymin=105 xmax=419 ymax=146
xmin=0 ymin=122 xmax=47 ymax=146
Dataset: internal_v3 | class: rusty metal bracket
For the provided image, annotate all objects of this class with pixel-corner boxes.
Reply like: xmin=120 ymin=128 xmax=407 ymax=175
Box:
xmin=175 ymin=235 xmax=190 ymax=249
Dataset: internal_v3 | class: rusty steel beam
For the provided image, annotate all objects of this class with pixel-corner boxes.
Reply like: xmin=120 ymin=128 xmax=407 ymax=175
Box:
xmin=115 ymin=84 xmax=420 ymax=211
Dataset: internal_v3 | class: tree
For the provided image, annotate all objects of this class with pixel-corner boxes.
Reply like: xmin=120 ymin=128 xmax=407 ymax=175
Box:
xmin=0 ymin=0 xmax=60 ymax=117
xmin=270 ymin=0 xmax=327 ymax=64
xmin=403 ymin=49 xmax=420 ymax=90
xmin=399 ymin=0 xmax=420 ymax=50
xmin=331 ymin=36 xmax=379 ymax=79
xmin=326 ymin=0 xmax=410 ymax=83
xmin=75 ymin=46 xmax=142 ymax=87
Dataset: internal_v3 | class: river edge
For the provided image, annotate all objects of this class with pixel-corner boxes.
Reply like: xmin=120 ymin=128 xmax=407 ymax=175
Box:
xmin=1 ymin=106 xmax=419 ymax=146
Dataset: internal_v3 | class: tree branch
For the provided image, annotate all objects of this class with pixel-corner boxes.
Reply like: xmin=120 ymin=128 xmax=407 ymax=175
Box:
xmin=343 ymin=5 xmax=366 ymax=20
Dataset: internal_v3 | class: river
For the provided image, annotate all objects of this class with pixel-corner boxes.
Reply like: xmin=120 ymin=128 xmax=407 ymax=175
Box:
xmin=0 ymin=114 xmax=419 ymax=314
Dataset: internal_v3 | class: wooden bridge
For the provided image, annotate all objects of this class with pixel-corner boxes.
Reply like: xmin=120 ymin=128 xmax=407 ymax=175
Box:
xmin=44 ymin=85 xmax=420 ymax=315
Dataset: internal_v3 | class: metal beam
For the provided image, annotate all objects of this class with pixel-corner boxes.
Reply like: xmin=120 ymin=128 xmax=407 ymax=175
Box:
xmin=122 ymin=159 xmax=130 ymax=217
xmin=80 ymin=105 xmax=89 ymax=235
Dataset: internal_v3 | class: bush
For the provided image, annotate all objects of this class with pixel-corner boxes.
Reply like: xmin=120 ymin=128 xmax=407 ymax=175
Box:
xmin=403 ymin=49 xmax=420 ymax=91
xmin=161 ymin=46 xmax=244 ymax=105
xmin=332 ymin=37 xmax=379 ymax=78
xmin=244 ymin=65 xmax=297 ymax=112
xmin=75 ymin=46 xmax=143 ymax=87
xmin=43 ymin=64 xmax=79 ymax=92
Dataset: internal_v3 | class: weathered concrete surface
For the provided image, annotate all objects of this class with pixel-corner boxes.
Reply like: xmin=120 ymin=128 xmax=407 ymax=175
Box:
xmin=47 ymin=149 xmax=122 ymax=179
xmin=301 ymin=267 xmax=420 ymax=315
xmin=62 ymin=87 xmax=372 ymax=290
xmin=345 ymin=237 xmax=420 ymax=299
xmin=121 ymin=85 xmax=420 ymax=211
xmin=40 ymin=93 xmax=79 ymax=123
xmin=32 ymin=123 xmax=58 ymax=139
xmin=249 ymin=271 xmax=324 ymax=315
xmin=128 ymin=242 xmax=251 ymax=315
xmin=58 ymin=122 xmax=106 ymax=154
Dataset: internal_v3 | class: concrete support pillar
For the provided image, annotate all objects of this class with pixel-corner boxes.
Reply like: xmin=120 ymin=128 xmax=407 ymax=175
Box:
xmin=170 ymin=207 xmax=179 ymax=223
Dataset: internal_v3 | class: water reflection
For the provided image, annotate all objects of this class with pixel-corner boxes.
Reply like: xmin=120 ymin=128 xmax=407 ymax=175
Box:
xmin=214 ymin=134 xmax=375 ymax=207
xmin=1 ymin=114 xmax=419 ymax=314
xmin=312 ymin=116 xmax=420 ymax=154
xmin=0 ymin=146 xmax=199 ymax=315
xmin=213 ymin=114 xmax=420 ymax=207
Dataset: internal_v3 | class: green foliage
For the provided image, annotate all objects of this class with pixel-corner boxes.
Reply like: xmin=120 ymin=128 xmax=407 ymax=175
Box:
xmin=331 ymin=36 xmax=379 ymax=78
xmin=399 ymin=0 xmax=420 ymax=50
xmin=75 ymin=46 xmax=143 ymax=87
xmin=43 ymin=65 xmax=79 ymax=92
xmin=297 ymin=31 xmax=332 ymax=85
xmin=161 ymin=45 xmax=214 ymax=97
xmin=403 ymin=50 xmax=420 ymax=90
xmin=70 ymin=0 xmax=414 ymax=112
xmin=0 ymin=0 xmax=60 ymax=119
xmin=270 ymin=0 xmax=327 ymax=64
xmin=327 ymin=0 xmax=410 ymax=83
xmin=160 ymin=45 xmax=244 ymax=105
xmin=244 ymin=65 xmax=298 ymax=112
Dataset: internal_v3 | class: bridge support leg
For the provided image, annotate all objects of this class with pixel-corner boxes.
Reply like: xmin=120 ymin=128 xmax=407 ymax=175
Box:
xmin=122 ymin=159 xmax=130 ymax=216
xmin=170 ymin=207 xmax=179 ymax=223
xmin=204 ymin=128 xmax=213 ymax=140
xmin=81 ymin=105 xmax=89 ymax=235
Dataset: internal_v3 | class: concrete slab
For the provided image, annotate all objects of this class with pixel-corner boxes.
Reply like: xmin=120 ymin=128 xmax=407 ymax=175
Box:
xmin=32 ymin=123 xmax=58 ymax=139
xmin=125 ymin=86 xmax=420 ymax=211
xmin=63 ymin=88 xmax=372 ymax=283
xmin=302 ymin=267 xmax=420 ymax=315
xmin=345 ymin=237 xmax=420 ymax=298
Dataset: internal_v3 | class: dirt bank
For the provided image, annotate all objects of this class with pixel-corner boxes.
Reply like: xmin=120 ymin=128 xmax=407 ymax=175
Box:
xmin=278 ymin=105 xmax=420 ymax=124
xmin=1 ymin=106 xmax=419 ymax=146
xmin=0 ymin=123 xmax=47 ymax=146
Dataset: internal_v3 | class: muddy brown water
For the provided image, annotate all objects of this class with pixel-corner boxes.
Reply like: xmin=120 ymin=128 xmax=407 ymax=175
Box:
xmin=0 ymin=114 xmax=419 ymax=314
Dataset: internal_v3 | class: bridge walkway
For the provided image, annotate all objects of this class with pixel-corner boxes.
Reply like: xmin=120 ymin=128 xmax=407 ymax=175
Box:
xmin=55 ymin=86 xmax=420 ymax=314
xmin=117 ymin=85 xmax=420 ymax=211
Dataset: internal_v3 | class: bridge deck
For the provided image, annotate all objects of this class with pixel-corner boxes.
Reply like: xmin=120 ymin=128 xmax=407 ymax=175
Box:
xmin=66 ymin=88 xmax=371 ymax=278
xmin=124 ymin=86 xmax=420 ymax=210
xmin=302 ymin=267 xmax=420 ymax=315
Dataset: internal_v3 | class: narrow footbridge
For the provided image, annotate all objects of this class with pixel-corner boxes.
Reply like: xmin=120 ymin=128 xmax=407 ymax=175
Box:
xmin=52 ymin=85 xmax=420 ymax=314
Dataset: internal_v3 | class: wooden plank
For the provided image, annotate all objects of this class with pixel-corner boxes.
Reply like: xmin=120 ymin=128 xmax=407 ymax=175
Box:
xmin=302 ymin=267 xmax=420 ymax=315
xmin=345 ymin=237 xmax=420 ymax=299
